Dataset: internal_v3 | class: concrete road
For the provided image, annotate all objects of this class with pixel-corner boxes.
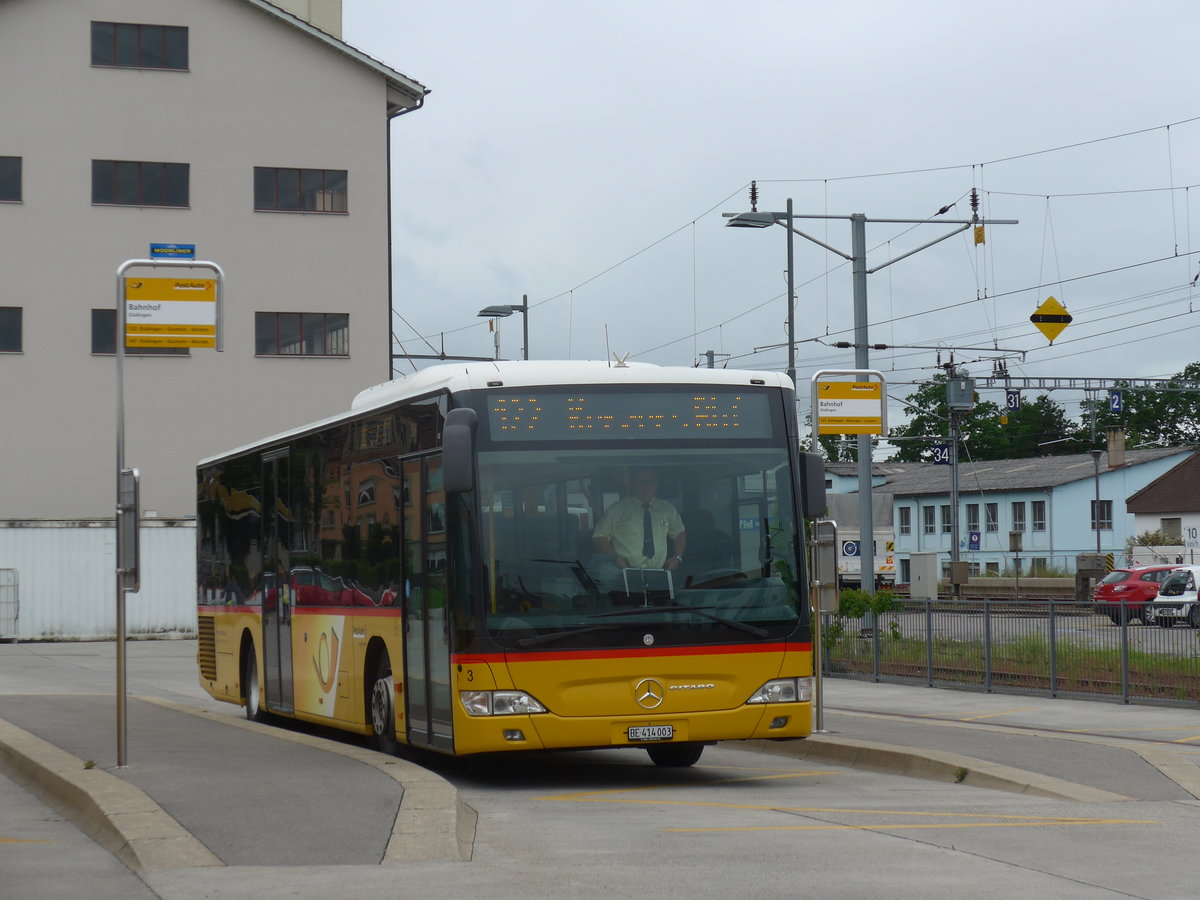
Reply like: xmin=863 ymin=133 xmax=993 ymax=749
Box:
xmin=3 ymin=639 xmax=1200 ymax=899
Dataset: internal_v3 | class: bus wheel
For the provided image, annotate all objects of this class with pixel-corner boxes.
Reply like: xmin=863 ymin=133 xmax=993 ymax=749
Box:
xmin=646 ymin=742 xmax=704 ymax=767
xmin=243 ymin=645 xmax=265 ymax=722
xmin=370 ymin=653 xmax=399 ymax=756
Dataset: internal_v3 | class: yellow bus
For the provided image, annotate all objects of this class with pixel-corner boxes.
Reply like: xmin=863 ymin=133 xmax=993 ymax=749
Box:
xmin=197 ymin=361 xmax=824 ymax=766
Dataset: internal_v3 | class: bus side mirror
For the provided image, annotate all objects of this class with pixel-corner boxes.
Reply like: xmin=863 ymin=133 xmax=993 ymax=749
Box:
xmin=799 ymin=452 xmax=826 ymax=519
xmin=443 ymin=408 xmax=478 ymax=493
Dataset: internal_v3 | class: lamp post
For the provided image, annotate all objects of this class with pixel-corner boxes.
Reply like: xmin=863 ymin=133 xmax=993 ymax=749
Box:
xmin=477 ymin=295 xmax=529 ymax=360
xmin=1091 ymin=448 xmax=1103 ymax=553
xmin=724 ymin=199 xmax=797 ymax=388
xmin=724 ymin=196 xmax=1016 ymax=596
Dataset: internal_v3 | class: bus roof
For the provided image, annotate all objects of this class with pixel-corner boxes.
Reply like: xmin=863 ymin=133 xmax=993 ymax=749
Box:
xmin=199 ymin=360 xmax=793 ymax=467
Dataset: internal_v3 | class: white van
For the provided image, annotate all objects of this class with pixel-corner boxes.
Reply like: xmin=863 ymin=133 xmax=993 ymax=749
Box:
xmin=1145 ymin=565 xmax=1200 ymax=628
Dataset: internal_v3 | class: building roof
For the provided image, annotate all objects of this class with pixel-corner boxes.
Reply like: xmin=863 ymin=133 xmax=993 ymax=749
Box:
xmin=247 ymin=0 xmax=428 ymax=113
xmin=1127 ymin=452 xmax=1200 ymax=513
xmin=831 ymin=447 xmax=1195 ymax=498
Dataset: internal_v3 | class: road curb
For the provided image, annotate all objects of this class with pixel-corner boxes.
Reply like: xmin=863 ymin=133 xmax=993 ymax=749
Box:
xmin=138 ymin=696 xmax=474 ymax=862
xmin=0 ymin=716 xmax=222 ymax=871
xmin=740 ymin=735 xmax=1133 ymax=802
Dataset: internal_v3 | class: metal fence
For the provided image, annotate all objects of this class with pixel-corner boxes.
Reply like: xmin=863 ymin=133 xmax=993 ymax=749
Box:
xmin=821 ymin=598 xmax=1200 ymax=705
xmin=0 ymin=569 xmax=17 ymax=640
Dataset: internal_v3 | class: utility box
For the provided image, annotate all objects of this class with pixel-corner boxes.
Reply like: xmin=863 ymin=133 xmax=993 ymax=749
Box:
xmin=909 ymin=552 xmax=939 ymax=601
xmin=946 ymin=378 xmax=975 ymax=412
xmin=949 ymin=560 xmax=970 ymax=586
xmin=1075 ymin=552 xmax=1108 ymax=602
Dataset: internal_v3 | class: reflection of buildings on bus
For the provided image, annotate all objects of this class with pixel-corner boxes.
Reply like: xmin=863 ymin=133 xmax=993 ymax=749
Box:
xmin=196 ymin=398 xmax=446 ymax=612
xmin=0 ymin=0 xmax=428 ymax=638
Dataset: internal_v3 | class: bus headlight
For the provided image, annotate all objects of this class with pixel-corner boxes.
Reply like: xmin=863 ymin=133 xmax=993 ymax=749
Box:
xmin=746 ymin=677 xmax=812 ymax=705
xmin=460 ymin=690 xmax=548 ymax=716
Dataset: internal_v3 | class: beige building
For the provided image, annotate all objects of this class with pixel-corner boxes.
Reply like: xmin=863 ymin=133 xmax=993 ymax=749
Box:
xmin=0 ymin=0 xmax=427 ymax=638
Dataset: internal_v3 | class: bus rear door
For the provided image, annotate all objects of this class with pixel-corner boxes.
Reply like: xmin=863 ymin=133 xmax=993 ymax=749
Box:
xmin=261 ymin=448 xmax=294 ymax=714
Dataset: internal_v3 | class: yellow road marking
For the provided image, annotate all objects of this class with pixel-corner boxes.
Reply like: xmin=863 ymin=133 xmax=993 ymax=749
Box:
xmin=539 ymin=770 xmax=1158 ymax=833
xmin=666 ymin=818 xmax=1157 ymax=833
xmin=956 ymin=707 xmax=1041 ymax=722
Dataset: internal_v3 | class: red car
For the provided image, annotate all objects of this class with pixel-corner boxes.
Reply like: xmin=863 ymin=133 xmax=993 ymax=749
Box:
xmin=1092 ymin=565 xmax=1178 ymax=624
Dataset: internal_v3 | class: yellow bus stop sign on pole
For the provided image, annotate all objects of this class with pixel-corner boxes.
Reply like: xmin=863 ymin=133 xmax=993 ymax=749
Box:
xmin=124 ymin=277 xmax=217 ymax=348
xmin=1030 ymin=296 xmax=1072 ymax=344
xmin=815 ymin=379 xmax=885 ymax=435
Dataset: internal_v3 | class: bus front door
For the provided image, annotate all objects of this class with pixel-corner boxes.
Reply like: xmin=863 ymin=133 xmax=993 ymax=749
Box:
xmin=401 ymin=455 xmax=454 ymax=753
xmin=261 ymin=448 xmax=294 ymax=714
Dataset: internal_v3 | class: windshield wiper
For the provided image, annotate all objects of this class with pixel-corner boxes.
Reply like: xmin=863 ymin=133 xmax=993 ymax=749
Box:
xmin=515 ymin=624 xmax=621 ymax=648
xmin=589 ymin=604 xmax=769 ymax=638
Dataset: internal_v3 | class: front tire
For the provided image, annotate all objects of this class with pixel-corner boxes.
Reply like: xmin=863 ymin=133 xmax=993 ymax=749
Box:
xmin=646 ymin=742 xmax=704 ymax=767
xmin=243 ymin=644 xmax=265 ymax=722
xmin=370 ymin=652 xmax=399 ymax=756
xmin=1188 ymin=606 xmax=1200 ymax=629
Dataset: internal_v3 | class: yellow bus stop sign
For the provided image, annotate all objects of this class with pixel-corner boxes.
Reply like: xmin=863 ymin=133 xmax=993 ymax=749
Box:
xmin=1030 ymin=296 xmax=1072 ymax=344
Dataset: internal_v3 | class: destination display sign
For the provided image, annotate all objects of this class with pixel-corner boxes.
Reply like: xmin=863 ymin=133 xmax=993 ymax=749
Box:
xmin=484 ymin=390 xmax=774 ymax=441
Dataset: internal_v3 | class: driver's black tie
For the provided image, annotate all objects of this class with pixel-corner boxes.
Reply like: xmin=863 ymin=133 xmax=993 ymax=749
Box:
xmin=642 ymin=504 xmax=654 ymax=560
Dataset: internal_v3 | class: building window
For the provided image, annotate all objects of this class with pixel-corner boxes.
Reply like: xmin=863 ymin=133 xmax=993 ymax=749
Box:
xmin=255 ymin=312 xmax=349 ymax=356
xmin=985 ymin=502 xmax=998 ymax=533
xmin=1032 ymin=500 xmax=1046 ymax=532
xmin=0 ymin=307 xmax=21 ymax=352
xmin=922 ymin=506 xmax=936 ymax=536
xmin=0 ymin=157 xmax=20 ymax=202
xmin=940 ymin=504 xmax=952 ymax=534
xmin=1161 ymin=517 xmax=1182 ymax=541
xmin=92 ymin=160 xmax=188 ymax=207
xmin=254 ymin=167 xmax=347 ymax=212
xmin=91 ymin=22 xmax=188 ymax=70
xmin=898 ymin=507 xmax=911 ymax=536
xmin=357 ymin=480 xmax=376 ymax=507
xmin=985 ymin=561 xmax=1000 ymax=576
xmin=966 ymin=503 xmax=979 ymax=533
xmin=1091 ymin=499 xmax=1113 ymax=531
xmin=91 ymin=309 xmax=188 ymax=356
xmin=1011 ymin=501 xmax=1026 ymax=532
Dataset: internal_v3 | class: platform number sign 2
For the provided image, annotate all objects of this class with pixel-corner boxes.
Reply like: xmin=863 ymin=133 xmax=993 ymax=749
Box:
xmin=1108 ymin=390 xmax=1123 ymax=414
xmin=932 ymin=444 xmax=950 ymax=465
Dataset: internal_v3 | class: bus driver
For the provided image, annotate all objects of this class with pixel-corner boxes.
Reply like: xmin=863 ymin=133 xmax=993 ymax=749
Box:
xmin=591 ymin=469 xmax=686 ymax=575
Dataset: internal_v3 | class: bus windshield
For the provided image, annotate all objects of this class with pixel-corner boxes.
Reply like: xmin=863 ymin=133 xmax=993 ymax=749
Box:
xmin=477 ymin=447 xmax=802 ymax=649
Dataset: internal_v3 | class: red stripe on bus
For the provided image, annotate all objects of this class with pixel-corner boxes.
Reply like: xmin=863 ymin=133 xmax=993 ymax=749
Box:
xmin=197 ymin=605 xmax=401 ymax=617
xmin=453 ymin=642 xmax=809 ymax=664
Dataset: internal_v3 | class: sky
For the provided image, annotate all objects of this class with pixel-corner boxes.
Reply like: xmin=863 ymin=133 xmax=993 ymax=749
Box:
xmin=341 ymin=0 xmax=1200 ymax=436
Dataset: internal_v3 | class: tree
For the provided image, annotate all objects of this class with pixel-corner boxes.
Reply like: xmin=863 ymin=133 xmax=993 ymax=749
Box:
xmin=1079 ymin=361 xmax=1200 ymax=448
xmin=889 ymin=375 xmax=1076 ymax=462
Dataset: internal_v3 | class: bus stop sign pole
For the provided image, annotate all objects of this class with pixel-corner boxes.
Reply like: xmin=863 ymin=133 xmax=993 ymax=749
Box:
xmin=114 ymin=258 xmax=224 ymax=767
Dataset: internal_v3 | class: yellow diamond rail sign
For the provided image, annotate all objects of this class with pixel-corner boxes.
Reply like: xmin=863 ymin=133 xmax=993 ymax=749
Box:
xmin=1030 ymin=295 xmax=1072 ymax=344
xmin=124 ymin=277 xmax=216 ymax=348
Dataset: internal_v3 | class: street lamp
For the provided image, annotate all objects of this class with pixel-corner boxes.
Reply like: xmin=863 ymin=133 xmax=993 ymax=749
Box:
xmin=476 ymin=294 xmax=529 ymax=360
xmin=724 ymin=192 xmax=1016 ymax=596
xmin=1090 ymin=448 xmax=1103 ymax=553
xmin=723 ymin=199 xmax=797 ymax=389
